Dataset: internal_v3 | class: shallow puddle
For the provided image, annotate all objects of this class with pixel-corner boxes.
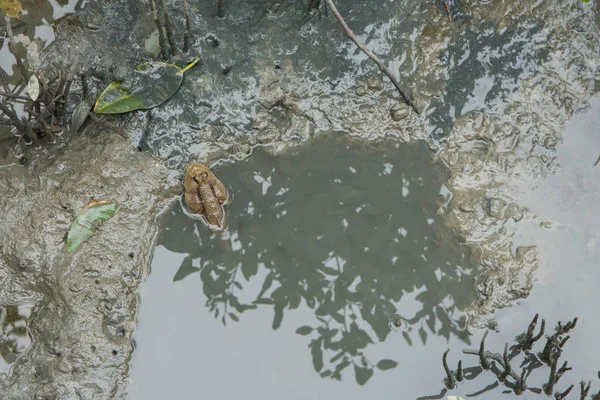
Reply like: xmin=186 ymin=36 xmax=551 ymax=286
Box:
xmin=128 ymin=134 xmax=481 ymax=399
xmin=416 ymin=98 xmax=600 ymax=399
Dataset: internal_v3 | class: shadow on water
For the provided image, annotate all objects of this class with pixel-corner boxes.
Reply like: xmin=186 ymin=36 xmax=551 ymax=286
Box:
xmin=153 ymin=133 xmax=480 ymax=385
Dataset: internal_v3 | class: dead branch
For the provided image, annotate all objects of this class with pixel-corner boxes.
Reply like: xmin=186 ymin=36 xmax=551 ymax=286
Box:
xmin=555 ymin=384 xmax=574 ymax=400
xmin=322 ymin=0 xmax=418 ymax=114
xmin=150 ymin=0 xmax=169 ymax=59
xmin=183 ymin=0 xmax=191 ymax=52
xmin=0 ymin=92 xmax=30 ymax=100
xmin=581 ymin=380 xmax=591 ymax=400
xmin=442 ymin=349 xmax=455 ymax=389
xmin=160 ymin=0 xmax=181 ymax=57
xmin=4 ymin=16 xmax=29 ymax=81
xmin=217 ymin=0 xmax=225 ymax=18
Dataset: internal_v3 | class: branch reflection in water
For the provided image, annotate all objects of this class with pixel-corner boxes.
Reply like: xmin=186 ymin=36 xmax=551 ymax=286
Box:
xmin=158 ymin=133 xmax=480 ymax=384
xmin=0 ymin=304 xmax=33 ymax=374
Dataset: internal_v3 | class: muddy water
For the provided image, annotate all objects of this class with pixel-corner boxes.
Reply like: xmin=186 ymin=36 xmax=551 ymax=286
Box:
xmin=0 ymin=0 xmax=599 ymax=396
xmin=416 ymin=98 xmax=600 ymax=399
xmin=128 ymin=135 xmax=481 ymax=399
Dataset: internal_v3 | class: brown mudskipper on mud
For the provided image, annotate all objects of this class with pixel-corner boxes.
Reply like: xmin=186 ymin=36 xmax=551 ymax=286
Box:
xmin=183 ymin=162 xmax=230 ymax=231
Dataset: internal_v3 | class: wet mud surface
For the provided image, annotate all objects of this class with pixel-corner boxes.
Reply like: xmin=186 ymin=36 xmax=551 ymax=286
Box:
xmin=0 ymin=0 xmax=599 ymax=397
xmin=0 ymin=133 xmax=173 ymax=398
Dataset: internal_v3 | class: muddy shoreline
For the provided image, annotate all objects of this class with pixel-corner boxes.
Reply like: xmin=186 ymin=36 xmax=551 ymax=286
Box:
xmin=0 ymin=0 xmax=599 ymax=397
xmin=0 ymin=133 xmax=174 ymax=398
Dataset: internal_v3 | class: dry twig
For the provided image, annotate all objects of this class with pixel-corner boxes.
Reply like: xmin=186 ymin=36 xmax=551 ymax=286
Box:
xmin=321 ymin=0 xmax=419 ymax=114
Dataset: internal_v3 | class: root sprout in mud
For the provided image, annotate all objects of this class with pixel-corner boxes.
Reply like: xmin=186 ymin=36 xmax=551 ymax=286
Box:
xmin=0 ymin=16 xmax=77 ymax=157
xmin=426 ymin=315 xmax=599 ymax=399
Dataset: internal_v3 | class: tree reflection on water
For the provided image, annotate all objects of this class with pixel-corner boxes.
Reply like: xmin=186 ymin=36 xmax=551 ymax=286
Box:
xmin=159 ymin=134 xmax=479 ymax=385
xmin=0 ymin=304 xmax=33 ymax=374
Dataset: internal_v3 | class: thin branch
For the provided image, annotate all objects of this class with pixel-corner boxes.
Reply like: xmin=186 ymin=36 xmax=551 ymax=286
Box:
xmin=160 ymin=0 xmax=181 ymax=56
xmin=217 ymin=0 xmax=225 ymax=18
xmin=182 ymin=0 xmax=191 ymax=52
xmin=88 ymin=113 xmax=128 ymax=139
xmin=4 ymin=16 xmax=29 ymax=81
xmin=150 ymin=0 xmax=169 ymax=59
xmin=0 ymin=91 xmax=30 ymax=100
xmin=442 ymin=349 xmax=455 ymax=389
xmin=322 ymin=0 xmax=418 ymax=114
xmin=580 ymin=380 xmax=591 ymax=400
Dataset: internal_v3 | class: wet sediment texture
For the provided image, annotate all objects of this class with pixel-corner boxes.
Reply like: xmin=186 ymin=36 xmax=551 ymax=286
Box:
xmin=0 ymin=134 xmax=171 ymax=399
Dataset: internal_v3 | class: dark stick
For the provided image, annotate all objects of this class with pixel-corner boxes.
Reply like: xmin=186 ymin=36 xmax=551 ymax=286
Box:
xmin=160 ymin=0 xmax=181 ymax=56
xmin=555 ymin=384 xmax=574 ymax=400
xmin=150 ymin=0 xmax=169 ymax=59
xmin=322 ymin=0 xmax=419 ymax=114
xmin=456 ymin=360 xmax=463 ymax=382
xmin=0 ymin=66 xmax=12 ymax=93
xmin=532 ymin=319 xmax=546 ymax=343
xmin=217 ymin=0 xmax=225 ymax=18
xmin=479 ymin=330 xmax=491 ymax=370
xmin=514 ymin=367 xmax=528 ymax=395
xmin=581 ymin=380 xmax=591 ymax=400
xmin=182 ymin=0 xmax=191 ymax=52
xmin=88 ymin=113 xmax=128 ymax=139
xmin=5 ymin=16 xmax=30 ymax=81
xmin=442 ymin=349 xmax=455 ymax=389
xmin=0 ymin=91 xmax=30 ymax=100
xmin=462 ymin=349 xmax=522 ymax=382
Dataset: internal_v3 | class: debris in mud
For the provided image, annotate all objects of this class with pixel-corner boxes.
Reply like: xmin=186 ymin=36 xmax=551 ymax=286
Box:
xmin=0 ymin=0 xmax=21 ymax=20
xmin=66 ymin=200 xmax=120 ymax=253
xmin=321 ymin=0 xmax=418 ymax=113
xmin=93 ymin=58 xmax=200 ymax=114
xmin=0 ymin=15 xmax=78 ymax=156
xmin=149 ymin=0 xmax=192 ymax=59
xmin=429 ymin=315 xmax=599 ymax=399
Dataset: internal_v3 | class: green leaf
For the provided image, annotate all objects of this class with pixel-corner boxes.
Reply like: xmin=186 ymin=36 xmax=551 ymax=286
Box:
xmin=295 ymin=326 xmax=313 ymax=335
xmin=376 ymin=359 xmax=398 ymax=370
xmin=93 ymin=58 xmax=199 ymax=114
xmin=0 ymin=0 xmax=22 ymax=19
xmin=66 ymin=201 xmax=119 ymax=253
xmin=354 ymin=365 xmax=373 ymax=385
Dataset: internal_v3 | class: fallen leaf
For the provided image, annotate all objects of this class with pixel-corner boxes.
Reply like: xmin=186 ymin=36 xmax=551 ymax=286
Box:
xmin=0 ymin=0 xmax=22 ymax=19
xmin=93 ymin=57 xmax=199 ymax=114
xmin=66 ymin=201 xmax=119 ymax=253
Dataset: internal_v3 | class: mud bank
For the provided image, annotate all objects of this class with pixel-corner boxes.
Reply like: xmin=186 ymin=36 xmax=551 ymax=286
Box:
xmin=0 ymin=133 xmax=174 ymax=398
xmin=0 ymin=0 xmax=599 ymax=396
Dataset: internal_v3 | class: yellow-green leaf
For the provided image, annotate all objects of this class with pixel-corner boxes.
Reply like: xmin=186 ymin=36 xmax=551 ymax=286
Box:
xmin=67 ymin=201 xmax=119 ymax=253
xmin=0 ymin=0 xmax=22 ymax=19
xmin=93 ymin=57 xmax=199 ymax=114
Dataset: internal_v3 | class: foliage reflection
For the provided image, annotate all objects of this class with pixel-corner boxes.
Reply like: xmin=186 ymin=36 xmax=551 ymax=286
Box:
xmin=159 ymin=134 xmax=478 ymax=384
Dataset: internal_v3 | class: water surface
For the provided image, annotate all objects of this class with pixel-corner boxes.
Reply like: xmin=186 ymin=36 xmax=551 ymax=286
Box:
xmin=128 ymin=134 xmax=480 ymax=399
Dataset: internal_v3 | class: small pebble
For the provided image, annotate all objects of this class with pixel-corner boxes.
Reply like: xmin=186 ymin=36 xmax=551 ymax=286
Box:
xmin=355 ymin=86 xmax=367 ymax=96
xmin=390 ymin=104 xmax=410 ymax=121
xmin=367 ymin=76 xmax=383 ymax=91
